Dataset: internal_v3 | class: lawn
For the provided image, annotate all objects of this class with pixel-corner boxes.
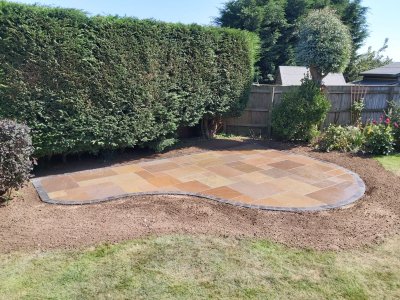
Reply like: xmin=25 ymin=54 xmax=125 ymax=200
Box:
xmin=375 ymin=154 xmax=400 ymax=176
xmin=1 ymin=235 xmax=399 ymax=299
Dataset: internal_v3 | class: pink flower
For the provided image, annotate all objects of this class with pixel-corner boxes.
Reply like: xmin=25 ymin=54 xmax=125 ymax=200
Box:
xmin=394 ymin=122 xmax=399 ymax=128
xmin=385 ymin=118 xmax=391 ymax=125
xmin=372 ymin=120 xmax=377 ymax=125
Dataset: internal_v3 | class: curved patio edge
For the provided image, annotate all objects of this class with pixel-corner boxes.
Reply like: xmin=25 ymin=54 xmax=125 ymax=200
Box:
xmin=31 ymin=150 xmax=366 ymax=212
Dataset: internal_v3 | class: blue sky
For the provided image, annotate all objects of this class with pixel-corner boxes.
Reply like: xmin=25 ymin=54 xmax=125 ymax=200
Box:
xmin=11 ymin=0 xmax=400 ymax=61
xmin=360 ymin=0 xmax=399 ymax=61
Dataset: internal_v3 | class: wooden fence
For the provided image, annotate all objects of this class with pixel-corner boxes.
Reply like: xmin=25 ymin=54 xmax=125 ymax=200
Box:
xmin=224 ymin=85 xmax=400 ymax=138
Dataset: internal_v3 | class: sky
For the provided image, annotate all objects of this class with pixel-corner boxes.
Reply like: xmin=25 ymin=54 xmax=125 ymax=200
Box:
xmin=360 ymin=0 xmax=399 ymax=61
xmin=11 ymin=0 xmax=400 ymax=61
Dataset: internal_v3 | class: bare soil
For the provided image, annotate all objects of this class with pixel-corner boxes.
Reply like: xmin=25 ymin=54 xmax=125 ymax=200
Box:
xmin=1 ymin=138 xmax=399 ymax=253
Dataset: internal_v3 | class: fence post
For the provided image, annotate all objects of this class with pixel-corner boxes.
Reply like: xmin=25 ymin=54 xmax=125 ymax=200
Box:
xmin=267 ymin=86 xmax=275 ymax=139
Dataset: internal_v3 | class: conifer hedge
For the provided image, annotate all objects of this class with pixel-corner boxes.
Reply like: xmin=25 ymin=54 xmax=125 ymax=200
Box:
xmin=0 ymin=2 xmax=258 ymax=157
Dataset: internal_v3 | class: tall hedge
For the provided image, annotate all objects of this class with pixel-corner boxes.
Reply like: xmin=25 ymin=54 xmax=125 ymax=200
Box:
xmin=0 ymin=2 xmax=258 ymax=157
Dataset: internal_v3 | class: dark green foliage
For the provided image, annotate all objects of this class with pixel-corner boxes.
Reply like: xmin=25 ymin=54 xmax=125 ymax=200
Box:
xmin=216 ymin=0 xmax=369 ymax=83
xmin=0 ymin=2 xmax=258 ymax=157
xmin=0 ymin=119 xmax=33 ymax=199
xmin=148 ymin=137 xmax=178 ymax=153
xmin=272 ymin=78 xmax=330 ymax=141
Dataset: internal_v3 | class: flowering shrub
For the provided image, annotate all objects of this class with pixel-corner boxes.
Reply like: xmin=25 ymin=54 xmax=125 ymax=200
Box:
xmin=0 ymin=120 xmax=33 ymax=201
xmin=364 ymin=117 xmax=395 ymax=155
xmin=315 ymin=115 xmax=396 ymax=155
xmin=314 ymin=125 xmax=364 ymax=153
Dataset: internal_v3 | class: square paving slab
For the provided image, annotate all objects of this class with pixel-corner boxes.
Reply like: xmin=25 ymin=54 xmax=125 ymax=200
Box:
xmin=32 ymin=148 xmax=365 ymax=211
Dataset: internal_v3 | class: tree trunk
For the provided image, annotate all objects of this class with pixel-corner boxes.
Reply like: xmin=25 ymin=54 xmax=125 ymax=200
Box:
xmin=309 ymin=66 xmax=323 ymax=85
xmin=202 ymin=115 xmax=222 ymax=139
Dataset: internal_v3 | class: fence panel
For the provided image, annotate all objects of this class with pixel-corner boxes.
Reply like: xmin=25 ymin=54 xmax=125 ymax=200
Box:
xmin=224 ymin=84 xmax=400 ymax=137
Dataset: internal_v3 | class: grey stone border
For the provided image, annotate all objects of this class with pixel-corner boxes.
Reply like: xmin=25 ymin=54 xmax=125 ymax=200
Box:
xmin=31 ymin=150 xmax=366 ymax=212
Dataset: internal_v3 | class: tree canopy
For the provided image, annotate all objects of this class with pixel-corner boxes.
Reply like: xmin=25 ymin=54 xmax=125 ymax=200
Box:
xmin=296 ymin=9 xmax=352 ymax=83
xmin=216 ymin=0 xmax=368 ymax=83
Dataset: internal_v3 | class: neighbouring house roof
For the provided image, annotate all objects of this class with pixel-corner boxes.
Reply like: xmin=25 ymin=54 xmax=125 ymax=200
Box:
xmin=354 ymin=62 xmax=400 ymax=86
xmin=277 ymin=66 xmax=346 ymax=86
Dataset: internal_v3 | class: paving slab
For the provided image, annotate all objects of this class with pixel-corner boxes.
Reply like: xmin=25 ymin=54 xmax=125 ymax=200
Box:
xmin=32 ymin=149 xmax=365 ymax=211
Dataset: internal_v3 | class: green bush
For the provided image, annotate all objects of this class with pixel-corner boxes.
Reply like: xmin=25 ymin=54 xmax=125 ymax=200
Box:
xmin=0 ymin=2 xmax=258 ymax=157
xmin=364 ymin=121 xmax=394 ymax=155
xmin=272 ymin=77 xmax=331 ymax=141
xmin=314 ymin=124 xmax=364 ymax=153
xmin=0 ymin=119 xmax=33 ymax=200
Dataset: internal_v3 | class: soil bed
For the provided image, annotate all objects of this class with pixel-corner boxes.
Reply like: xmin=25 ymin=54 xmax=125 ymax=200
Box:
xmin=0 ymin=138 xmax=399 ymax=253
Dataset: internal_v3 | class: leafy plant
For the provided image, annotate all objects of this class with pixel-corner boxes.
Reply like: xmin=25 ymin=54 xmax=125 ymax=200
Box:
xmin=346 ymin=126 xmax=366 ymax=152
xmin=0 ymin=119 xmax=33 ymax=202
xmin=351 ymin=98 xmax=364 ymax=127
xmin=0 ymin=2 xmax=259 ymax=158
xmin=314 ymin=124 xmax=364 ymax=153
xmin=364 ymin=118 xmax=394 ymax=155
xmin=272 ymin=77 xmax=331 ymax=141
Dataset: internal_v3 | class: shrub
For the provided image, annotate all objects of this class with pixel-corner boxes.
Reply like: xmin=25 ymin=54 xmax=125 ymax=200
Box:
xmin=386 ymin=101 xmax=400 ymax=151
xmin=272 ymin=77 xmax=331 ymax=141
xmin=0 ymin=2 xmax=259 ymax=157
xmin=314 ymin=124 xmax=364 ymax=153
xmin=346 ymin=126 xmax=366 ymax=152
xmin=0 ymin=120 xmax=33 ymax=200
xmin=364 ymin=119 xmax=394 ymax=155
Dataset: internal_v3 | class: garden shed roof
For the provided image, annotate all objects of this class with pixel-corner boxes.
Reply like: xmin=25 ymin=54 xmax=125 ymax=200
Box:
xmin=277 ymin=66 xmax=346 ymax=86
xmin=360 ymin=62 xmax=400 ymax=78
xmin=354 ymin=62 xmax=400 ymax=85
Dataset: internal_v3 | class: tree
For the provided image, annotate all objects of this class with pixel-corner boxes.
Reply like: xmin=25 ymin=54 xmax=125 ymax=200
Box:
xmin=216 ymin=0 xmax=368 ymax=83
xmin=296 ymin=9 xmax=352 ymax=84
xmin=345 ymin=39 xmax=393 ymax=82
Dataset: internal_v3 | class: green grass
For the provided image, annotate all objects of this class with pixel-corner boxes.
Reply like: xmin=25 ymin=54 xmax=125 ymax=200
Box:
xmin=375 ymin=154 xmax=400 ymax=175
xmin=1 ymin=235 xmax=399 ymax=299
